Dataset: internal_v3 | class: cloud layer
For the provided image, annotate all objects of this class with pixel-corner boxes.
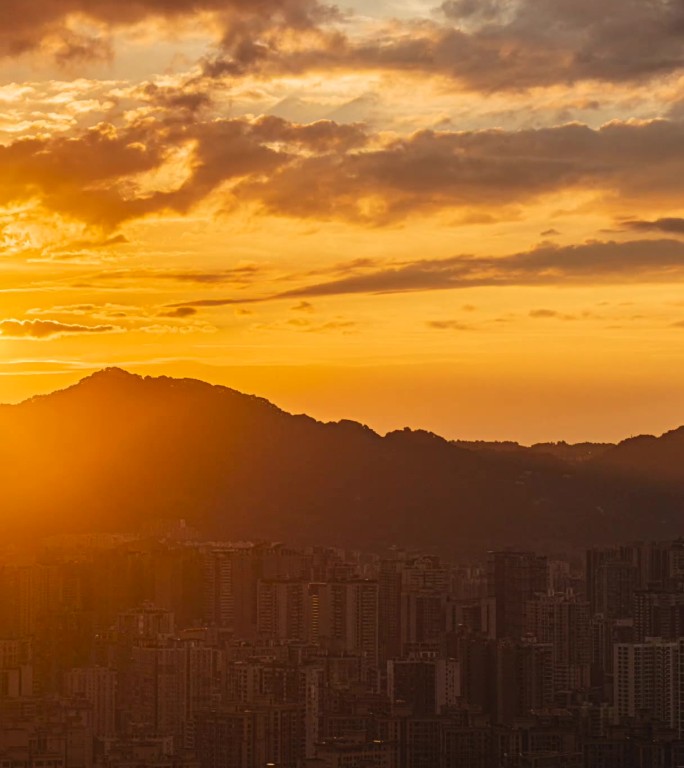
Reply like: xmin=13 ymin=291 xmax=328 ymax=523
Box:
xmin=0 ymin=0 xmax=334 ymax=63
xmin=4 ymin=114 xmax=684 ymax=229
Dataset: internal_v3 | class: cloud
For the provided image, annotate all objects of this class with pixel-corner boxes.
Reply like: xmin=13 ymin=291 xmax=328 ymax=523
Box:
xmin=170 ymin=297 xmax=261 ymax=308
xmin=27 ymin=304 xmax=97 ymax=316
xmin=360 ymin=0 xmax=684 ymax=91
xmin=138 ymin=323 xmax=216 ymax=334
xmin=192 ymin=0 xmax=684 ymax=91
xmin=251 ymin=115 xmax=367 ymax=152
xmin=170 ymin=238 xmax=684 ymax=308
xmin=159 ymin=307 xmax=199 ymax=319
xmin=26 ymin=303 xmax=156 ymax=322
xmin=256 ymin=316 xmax=356 ymax=333
xmin=138 ymin=83 xmax=213 ymax=116
xmin=0 ymin=0 xmax=336 ymax=65
xmin=291 ymin=301 xmax=315 ymax=312
xmin=311 ymin=320 xmax=356 ymax=332
xmin=427 ymin=320 xmax=474 ymax=330
xmin=5 ymin=0 xmax=684 ymax=93
xmin=7 ymin=114 xmax=684 ymax=230
xmin=0 ymin=115 xmax=368 ymax=228
xmin=275 ymin=239 xmax=684 ymax=298
xmin=529 ymin=308 xmax=577 ymax=320
xmin=621 ymin=218 xmax=684 ymax=234
xmin=236 ymin=119 xmax=684 ymax=224
xmin=435 ymin=0 xmax=684 ymax=88
xmin=91 ymin=265 xmax=266 ymax=285
xmin=0 ymin=319 xmax=118 ymax=339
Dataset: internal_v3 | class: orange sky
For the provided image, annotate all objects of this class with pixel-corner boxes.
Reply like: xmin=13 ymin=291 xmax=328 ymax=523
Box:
xmin=2 ymin=0 xmax=684 ymax=443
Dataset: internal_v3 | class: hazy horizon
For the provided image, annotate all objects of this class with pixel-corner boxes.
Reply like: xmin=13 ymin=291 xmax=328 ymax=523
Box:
xmin=1 ymin=365 xmax=680 ymax=446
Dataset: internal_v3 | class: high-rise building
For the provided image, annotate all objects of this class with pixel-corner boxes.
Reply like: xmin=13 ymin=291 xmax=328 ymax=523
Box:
xmin=193 ymin=704 xmax=304 ymax=768
xmin=613 ymin=639 xmax=681 ymax=733
xmin=595 ymin=561 xmax=638 ymax=620
xmin=0 ymin=638 xmax=33 ymax=700
xmin=633 ymin=590 xmax=684 ymax=641
xmin=115 ymin=603 xmax=175 ymax=640
xmin=65 ymin=666 xmax=117 ymax=739
xmin=524 ymin=593 xmax=591 ymax=693
xmin=387 ymin=655 xmax=460 ymax=716
xmin=256 ymin=579 xmax=309 ymax=641
xmin=487 ymin=552 xmax=548 ymax=640
xmin=309 ymin=581 xmax=379 ymax=670
xmin=492 ymin=640 xmax=554 ymax=724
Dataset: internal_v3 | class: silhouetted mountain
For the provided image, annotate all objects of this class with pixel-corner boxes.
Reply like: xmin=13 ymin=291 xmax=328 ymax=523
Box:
xmin=596 ymin=427 xmax=684 ymax=486
xmin=0 ymin=368 xmax=682 ymax=553
xmin=452 ymin=439 xmax=612 ymax=463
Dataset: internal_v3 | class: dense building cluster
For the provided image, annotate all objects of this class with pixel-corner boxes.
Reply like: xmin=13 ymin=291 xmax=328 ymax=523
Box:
xmin=2 ymin=524 xmax=684 ymax=767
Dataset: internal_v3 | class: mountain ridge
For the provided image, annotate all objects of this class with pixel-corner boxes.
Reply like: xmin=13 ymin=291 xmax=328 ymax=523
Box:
xmin=1 ymin=368 xmax=683 ymax=553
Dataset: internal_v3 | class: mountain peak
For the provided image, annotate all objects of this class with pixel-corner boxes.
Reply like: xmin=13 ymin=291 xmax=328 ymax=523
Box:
xmin=2 ymin=369 xmax=684 ymax=551
xmin=88 ymin=366 xmax=139 ymax=381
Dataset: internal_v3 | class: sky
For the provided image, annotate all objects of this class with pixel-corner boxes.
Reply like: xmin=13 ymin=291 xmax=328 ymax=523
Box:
xmin=2 ymin=0 xmax=684 ymax=443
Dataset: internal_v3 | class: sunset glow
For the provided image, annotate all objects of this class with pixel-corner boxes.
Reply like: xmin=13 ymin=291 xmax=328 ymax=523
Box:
xmin=2 ymin=0 xmax=684 ymax=441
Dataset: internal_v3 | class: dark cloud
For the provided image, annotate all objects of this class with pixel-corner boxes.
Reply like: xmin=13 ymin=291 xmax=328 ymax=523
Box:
xmin=47 ymin=234 xmax=130 ymax=259
xmin=0 ymin=319 xmax=118 ymax=339
xmin=5 ymin=0 xmax=684 ymax=92
xmin=427 ymin=320 xmax=474 ymax=330
xmin=158 ymin=307 xmax=199 ymax=319
xmin=0 ymin=119 xmax=288 ymax=228
xmin=0 ymin=122 xmax=167 ymax=227
xmin=621 ymin=217 xmax=684 ymax=234
xmin=7 ymin=114 xmax=684 ymax=230
xmin=193 ymin=0 xmax=684 ymax=91
xmin=139 ymin=83 xmax=213 ymax=115
xmin=93 ymin=266 xmax=265 ymax=285
xmin=159 ymin=267 xmax=263 ymax=284
xmin=277 ymin=239 xmax=684 ymax=298
xmin=434 ymin=0 xmax=684 ymax=89
xmin=529 ymin=308 xmax=577 ymax=320
xmin=306 ymin=320 xmax=356 ymax=332
xmin=236 ymin=120 xmax=684 ymax=224
xmin=251 ymin=116 xmax=367 ymax=152
xmin=171 ymin=297 xmax=262 ymax=308
xmin=0 ymin=0 xmax=335 ymax=64
xmin=0 ymin=113 xmax=344 ymax=226
xmin=441 ymin=0 xmax=505 ymax=24
xmin=171 ymin=239 xmax=684 ymax=308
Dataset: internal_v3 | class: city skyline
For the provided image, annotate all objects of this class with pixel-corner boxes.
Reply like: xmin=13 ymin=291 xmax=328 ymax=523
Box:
xmin=3 ymin=524 xmax=684 ymax=768
xmin=2 ymin=1 xmax=684 ymax=441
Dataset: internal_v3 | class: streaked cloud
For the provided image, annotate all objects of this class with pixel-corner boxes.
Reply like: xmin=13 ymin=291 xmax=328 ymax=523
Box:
xmin=0 ymin=319 xmax=118 ymax=339
xmin=277 ymin=239 xmax=684 ymax=298
xmin=621 ymin=217 xmax=684 ymax=235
